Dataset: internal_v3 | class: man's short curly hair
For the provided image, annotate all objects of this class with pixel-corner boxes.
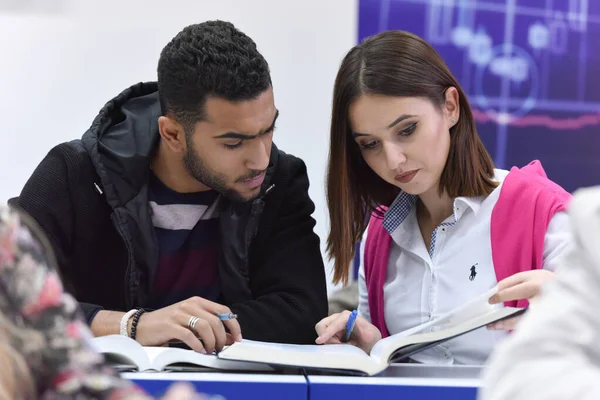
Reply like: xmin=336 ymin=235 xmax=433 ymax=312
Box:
xmin=157 ymin=20 xmax=272 ymax=134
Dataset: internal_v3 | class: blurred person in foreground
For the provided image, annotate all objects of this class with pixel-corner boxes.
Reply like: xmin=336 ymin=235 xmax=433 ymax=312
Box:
xmin=0 ymin=205 xmax=209 ymax=399
xmin=480 ymin=186 xmax=600 ymax=400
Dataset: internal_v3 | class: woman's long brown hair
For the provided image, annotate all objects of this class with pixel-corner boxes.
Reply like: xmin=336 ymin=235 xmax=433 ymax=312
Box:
xmin=327 ymin=30 xmax=497 ymax=285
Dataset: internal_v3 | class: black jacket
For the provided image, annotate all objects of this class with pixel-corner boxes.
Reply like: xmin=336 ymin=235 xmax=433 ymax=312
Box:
xmin=10 ymin=82 xmax=328 ymax=344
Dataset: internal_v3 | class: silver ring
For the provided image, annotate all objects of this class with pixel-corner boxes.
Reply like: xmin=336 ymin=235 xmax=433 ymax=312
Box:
xmin=188 ymin=316 xmax=200 ymax=331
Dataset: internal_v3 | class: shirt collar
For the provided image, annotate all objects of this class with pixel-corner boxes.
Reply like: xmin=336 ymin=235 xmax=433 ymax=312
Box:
xmin=382 ymin=193 xmax=484 ymax=235
xmin=383 ymin=192 xmax=418 ymax=235
xmin=453 ymin=196 xmax=484 ymax=219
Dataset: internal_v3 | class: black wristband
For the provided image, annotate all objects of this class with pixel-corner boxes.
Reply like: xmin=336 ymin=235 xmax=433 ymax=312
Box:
xmin=130 ymin=308 xmax=146 ymax=341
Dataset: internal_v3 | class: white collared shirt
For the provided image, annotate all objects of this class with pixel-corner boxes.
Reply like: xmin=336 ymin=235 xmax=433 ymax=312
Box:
xmin=358 ymin=169 xmax=571 ymax=365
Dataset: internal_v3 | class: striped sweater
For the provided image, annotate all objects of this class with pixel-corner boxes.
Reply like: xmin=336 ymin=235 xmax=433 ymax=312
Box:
xmin=145 ymin=172 xmax=220 ymax=310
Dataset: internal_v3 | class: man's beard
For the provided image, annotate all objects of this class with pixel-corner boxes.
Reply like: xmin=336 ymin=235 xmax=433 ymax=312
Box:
xmin=182 ymin=143 xmax=263 ymax=203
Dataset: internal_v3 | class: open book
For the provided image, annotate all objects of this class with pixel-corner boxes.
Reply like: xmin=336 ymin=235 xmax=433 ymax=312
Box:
xmin=217 ymin=287 xmax=525 ymax=376
xmin=90 ymin=335 xmax=275 ymax=373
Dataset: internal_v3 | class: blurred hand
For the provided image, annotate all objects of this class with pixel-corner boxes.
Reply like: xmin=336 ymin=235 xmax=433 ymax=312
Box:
xmin=160 ymin=383 xmax=206 ymax=400
xmin=487 ymin=315 xmax=523 ymax=331
xmin=315 ymin=310 xmax=381 ymax=354
xmin=136 ymin=297 xmax=242 ymax=354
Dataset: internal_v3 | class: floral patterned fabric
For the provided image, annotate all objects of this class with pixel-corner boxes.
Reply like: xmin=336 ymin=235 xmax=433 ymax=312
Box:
xmin=0 ymin=207 xmax=149 ymax=399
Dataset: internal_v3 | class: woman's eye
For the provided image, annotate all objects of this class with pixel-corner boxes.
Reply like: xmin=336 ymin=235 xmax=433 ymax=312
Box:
xmin=399 ymin=122 xmax=418 ymax=136
xmin=360 ymin=140 xmax=378 ymax=150
xmin=399 ymin=122 xmax=417 ymax=136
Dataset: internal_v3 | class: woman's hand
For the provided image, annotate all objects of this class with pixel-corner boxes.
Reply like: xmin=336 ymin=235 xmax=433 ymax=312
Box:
xmin=487 ymin=270 xmax=554 ymax=330
xmin=315 ymin=311 xmax=382 ymax=354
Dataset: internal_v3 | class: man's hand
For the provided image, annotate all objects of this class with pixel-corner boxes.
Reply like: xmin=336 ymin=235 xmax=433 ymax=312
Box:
xmin=135 ymin=297 xmax=242 ymax=353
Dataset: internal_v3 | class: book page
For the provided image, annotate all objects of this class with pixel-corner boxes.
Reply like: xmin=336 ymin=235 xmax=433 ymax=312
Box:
xmin=415 ymin=286 xmax=499 ymax=333
xmin=219 ymin=339 xmax=380 ymax=375
xmin=369 ymin=286 xmax=499 ymax=362
xmin=144 ymin=346 xmax=218 ymax=371
xmin=235 ymin=340 xmax=368 ymax=356
xmin=370 ymin=306 xmax=522 ymax=366
xmin=90 ymin=335 xmax=149 ymax=371
xmin=144 ymin=345 xmax=275 ymax=372
xmin=401 ymin=286 xmax=498 ymax=336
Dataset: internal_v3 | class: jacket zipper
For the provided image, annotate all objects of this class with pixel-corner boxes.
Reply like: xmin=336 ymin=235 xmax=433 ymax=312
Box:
xmin=97 ymin=182 xmax=136 ymax=309
xmin=245 ymin=184 xmax=275 ymax=245
xmin=111 ymin=212 xmax=135 ymax=309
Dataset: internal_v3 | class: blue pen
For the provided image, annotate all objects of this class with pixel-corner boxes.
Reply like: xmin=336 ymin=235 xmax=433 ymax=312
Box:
xmin=342 ymin=310 xmax=358 ymax=343
xmin=217 ymin=312 xmax=238 ymax=321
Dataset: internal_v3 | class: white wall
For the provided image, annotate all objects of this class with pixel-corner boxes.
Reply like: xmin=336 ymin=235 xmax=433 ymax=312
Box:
xmin=0 ymin=0 xmax=357 ymax=292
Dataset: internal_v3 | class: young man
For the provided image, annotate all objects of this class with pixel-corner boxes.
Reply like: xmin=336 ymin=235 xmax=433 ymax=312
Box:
xmin=10 ymin=21 xmax=327 ymax=353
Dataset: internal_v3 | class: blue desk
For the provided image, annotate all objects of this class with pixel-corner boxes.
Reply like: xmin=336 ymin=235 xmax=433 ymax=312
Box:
xmin=122 ymin=372 xmax=307 ymax=400
xmin=123 ymin=365 xmax=483 ymax=399
xmin=308 ymin=365 xmax=482 ymax=400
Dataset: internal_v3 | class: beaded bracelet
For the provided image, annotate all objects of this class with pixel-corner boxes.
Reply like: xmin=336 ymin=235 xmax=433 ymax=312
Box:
xmin=130 ymin=308 xmax=146 ymax=341
xmin=120 ymin=309 xmax=138 ymax=336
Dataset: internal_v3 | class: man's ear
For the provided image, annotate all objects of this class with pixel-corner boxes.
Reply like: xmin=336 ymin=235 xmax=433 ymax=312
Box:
xmin=158 ymin=116 xmax=186 ymax=153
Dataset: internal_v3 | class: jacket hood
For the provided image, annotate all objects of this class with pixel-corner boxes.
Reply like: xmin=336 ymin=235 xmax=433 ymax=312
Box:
xmin=82 ymin=82 xmax=161 ymax=210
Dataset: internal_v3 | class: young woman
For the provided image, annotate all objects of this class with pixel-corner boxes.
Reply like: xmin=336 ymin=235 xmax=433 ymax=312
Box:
xmin=0 ymin=206 xmax=201 ymax=399
xmin=315 ymin=30 xmax=572 ymax=365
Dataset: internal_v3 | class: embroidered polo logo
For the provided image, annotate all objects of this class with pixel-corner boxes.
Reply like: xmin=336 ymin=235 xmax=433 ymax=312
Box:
xmin=469 ymin=263 xmax=478 ymax=281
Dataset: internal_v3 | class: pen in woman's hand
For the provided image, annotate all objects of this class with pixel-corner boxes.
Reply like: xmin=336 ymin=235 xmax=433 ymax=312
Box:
xmin=342 ymin=310 xmax=358 ymax=343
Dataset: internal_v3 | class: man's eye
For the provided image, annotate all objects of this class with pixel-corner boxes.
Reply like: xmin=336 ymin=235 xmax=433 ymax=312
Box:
xmin=224 ymin=141 xmax=243 ymax=150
